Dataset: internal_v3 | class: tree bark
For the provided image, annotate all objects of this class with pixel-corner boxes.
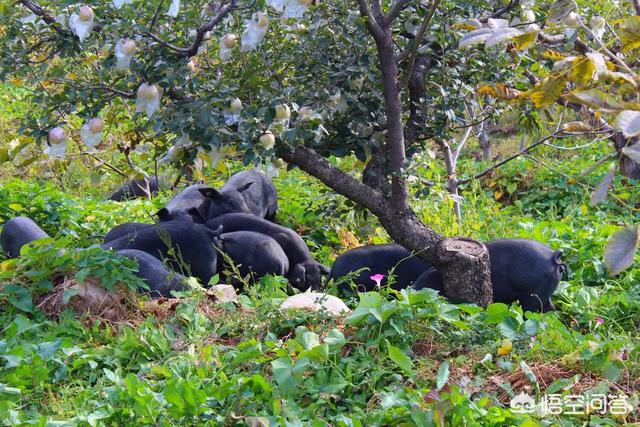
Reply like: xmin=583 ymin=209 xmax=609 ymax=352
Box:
xmin=436 ymin=238 xmax=492 ymax=307
xmin=478 ymin=119 xmax=492 ymax=160
xmin=372 ymin=29 xmax=409 ymax=211
xmin=405 ymin=55 xmax=433 ymax=148
xmin=362 ymin=145 xmax=391 ymax=195
xmin=613 ymin=133 xmax=640 ymax=179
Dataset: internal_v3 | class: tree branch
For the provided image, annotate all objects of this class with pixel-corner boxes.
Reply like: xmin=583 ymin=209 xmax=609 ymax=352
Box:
xmin=18 ymin=0 xmax=68 ymax=36
xmin=399 ymin=0 xmax=440 ymax=88
xmin=280 ymin=145 xmax=388 ymax=217
xmin=355 ymin=0 xmax=387 ymax=40
xmin=480 ymin=0 xmax=519 ymax=23
xmin=184 ymin=0 xmax=237 ymax=57
xmin=459 ymin=133 xmax=561 ymax=184
xmin=147 ymin=0 xmax=237 ymax=57
xmin=146 ymin=31 xmax=189 ymax=54
xmin=386 ymin=0 xmax=412 ymax=24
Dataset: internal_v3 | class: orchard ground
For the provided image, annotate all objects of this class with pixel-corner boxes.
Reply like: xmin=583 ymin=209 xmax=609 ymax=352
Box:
xmin=0 ymin=82 xmax=639 ymax=424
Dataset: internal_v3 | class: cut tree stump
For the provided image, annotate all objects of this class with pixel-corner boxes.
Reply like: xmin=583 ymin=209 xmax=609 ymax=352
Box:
xmin=437 ymin=237 xmax=493 ymax=307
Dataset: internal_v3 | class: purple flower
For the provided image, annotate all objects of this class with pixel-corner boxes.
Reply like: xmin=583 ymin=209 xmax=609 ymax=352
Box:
xmin=370 ymin=274 xmax=385 ymax=287
xmin=595 ymin=316 xmax=604 ymax=328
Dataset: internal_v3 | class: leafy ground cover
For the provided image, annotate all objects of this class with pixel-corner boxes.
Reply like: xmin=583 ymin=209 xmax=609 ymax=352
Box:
xmin=0 ymin=133 xmax=638 ymax=425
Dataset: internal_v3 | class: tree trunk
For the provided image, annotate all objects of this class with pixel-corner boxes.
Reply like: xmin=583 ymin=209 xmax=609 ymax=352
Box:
xmin=364 ymin=203 xmax=491 ymax=306
xmin=362 ymin=145 xmax=391 ymax=196
xmin=613 ymin=132 xmax=640 ymax=180
xmin=405 ymin=55 xmax=433 ymax=149
xmin=478 ymin=119 xmax=492 ymax=160
xmin=436 ymin=238 xmax=492 ymax=306
xmin=370 ymin=23 xmax=408 ymax=211
xmin=281 ymin=145 xmax=493 ymax=307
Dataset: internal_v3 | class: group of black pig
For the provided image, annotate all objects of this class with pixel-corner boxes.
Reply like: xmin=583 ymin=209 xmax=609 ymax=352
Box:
xmin=0 ymin=168 xmax=568 ymax=313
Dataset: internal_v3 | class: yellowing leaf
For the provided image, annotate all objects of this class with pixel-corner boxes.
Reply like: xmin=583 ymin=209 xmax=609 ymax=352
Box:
xmin=530 ymin=75 xmax=566 ymax=108
xmin=542 ymin=49 xmax=567 ymax=60
xmin=562 ymin=121 xmax=593 ymax=133
xmin=85 ymin=215 xmax=96 ymax=222
xmin=497 ymin=339 xmax=512 ymax=356
xmin=494 ymin=190 xmax=503 ymax=200
xmin=618 ymin=16 xmax=640 ymax=52
xmin=478 ymin=84 xmax=521 ymax=100
xmin=338 ymin=228 xmax=360 ymax=250
xmin=66 ymin=72 xmax=79 ymax=81
xmin=513 ymin=31 xmax=538 ymax=50
xmin=0 ymin=260 xmax=15 ymax=272
xmin=452 ymin=23 xmax=479 ymax=31
xmin=570 ymin=57 xmax=594 ymax=87
xmin=8 ymin=203 xmax=23 ymax=211
xmin=9 ymin=76 xmax=23 ymax=86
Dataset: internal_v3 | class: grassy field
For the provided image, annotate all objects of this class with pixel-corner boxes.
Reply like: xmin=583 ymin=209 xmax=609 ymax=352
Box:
xmin=0 ymin=81 xmax=639 ymax=425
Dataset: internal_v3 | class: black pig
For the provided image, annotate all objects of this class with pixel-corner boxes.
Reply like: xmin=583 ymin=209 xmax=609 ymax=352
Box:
xmin=109 ymin=177 xmax=159 ymax=201
xmin=202 ymin=169 xmax=278 ymax=221
xmin=117 ymin=249 xmax=187 ymax=298
xmin=329 ymin=244 xmax=433 ymax=293
xmin=103 ymin=222 xmax=221 ymax=286
xmin=157 ymin=184 xmax=213 ymax=223
xmin=412 ymin=239 xmax=567 ymax=312
xmin=0 ymin=217 xmax=50 ymax=258
xmin=216 ymin=231 xmax=289 ymax=284
xmin=104 ymin=222 xmax=153 ymax=243
xmin=205 ymin=213 xmax=328 ymax=290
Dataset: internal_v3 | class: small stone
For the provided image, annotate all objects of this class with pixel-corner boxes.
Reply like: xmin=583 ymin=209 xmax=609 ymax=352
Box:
xmin=208 ymin=284 xmax=238 ymax=303
xmin=66 ymin=281 xmax=121 ymax=314
xmin=280 ymin=292 xmax=349 ymax=316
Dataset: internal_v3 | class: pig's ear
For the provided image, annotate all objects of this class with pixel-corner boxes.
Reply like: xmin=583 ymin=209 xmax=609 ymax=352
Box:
xmin=156 ymin=208 xmax=171 ymax=221
xmin=199 ymin=187 xmax=222 ymax=199
xmin=237 ymin=181 xmax=254 ymax=193
xmin=291 ymin=264 xmax=306 ymax=286
xmin=318 ymin=264 xmax=330 ymax=275
xmin=552 ymin=250 xmax=564 ymax=265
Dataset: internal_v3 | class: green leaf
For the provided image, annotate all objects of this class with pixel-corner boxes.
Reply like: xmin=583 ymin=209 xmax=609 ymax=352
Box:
xmin=0 ymin=284 xmax=33 ymax=313
xmin=602 ymin=360 xmax=624 ymax=381
xmin=499 ymin=317 xmax=521 ymax=340
xmin=436 ymin=361 xmax=450 ymax=390
xmin=513 ymin=31 xmax=538 ymax=50
xmin=604 ymin=226 xmax=639 ymax=275
xmin=520 ymin=361 xmax=537 ymax=385
xmin=485 ymin=303 xmax=510 ymax=323
xmin=271 ymin=357 xmax=299 ymax=397
xmin=565 ymin=89 xmax=627 ymax=112
xmin=36 ymin=340 xmax=61 ymax=361
xmin=325 ymin=329 xmax=346 ymax=348
xmin=386 ymin=340 xmax=413 ymax=377
xmin=547 ymin=0 xmax=576 ymax=24
xmin=62 ymin=287 xmax=81 ymax=304
xmin=0 ymin=384 xmax=21 ymax=396
xmin=618 ymin=16 xmax=640 ymax=52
